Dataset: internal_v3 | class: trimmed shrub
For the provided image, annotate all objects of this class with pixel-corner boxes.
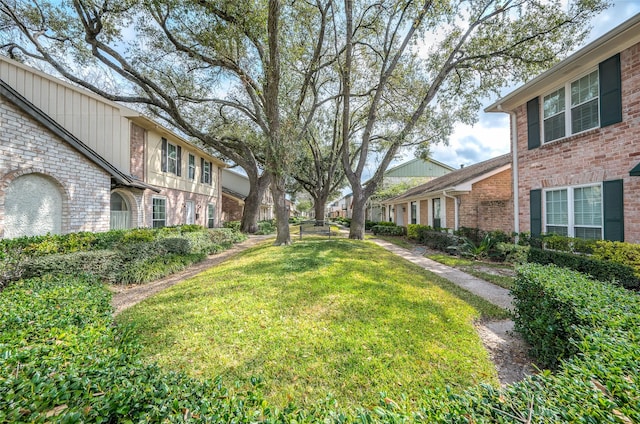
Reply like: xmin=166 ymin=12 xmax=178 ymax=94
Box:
xmin=407 ymin=224 xmax=430 ymax=240
xmin=527 ymin=247 xmax=639 ymax=290
xmin=593 ymin=240 xmax=640 ymax=277
xmin=21 ymin=250 xmax=123 ymax=283
xmin=256 ymin=220 xmax=276 ymax=235
xmin=512 ymin=263 xmax=640 ymax=369
xmin=118 ymin=253 xmax=206 ymax=284
xmin=158 ymin=237 xmax=192 ymax=255
xmin=495 ymin=242 xmax=529 ymax=264
xmin=371 ymin=225 xmax=406 ymax=236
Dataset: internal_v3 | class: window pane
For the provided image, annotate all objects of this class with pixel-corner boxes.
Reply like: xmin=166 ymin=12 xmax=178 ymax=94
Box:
xmin=546 ymin=225 xmax=568 ymax=236
xmin=571 ymin=98 xmax=599 ymax=133
xmin=571 ymin=70 xmax=599 ymax=106
xmin=575 ymin=227 xmax=602 ymax=240
xmin=544 ymin=113 xmax=566 ymax=142
xmin=152 ymin=198 xmax=166 ymax=228
xmin=188 ymin=155 xmax=195 ymax=180
xmin=167 ymin=144 xmax=177 ymax=174
xmin=546 ymin=189 xmax=568 ymax=226
xmin=543 ymin=89 xmax=565 ymax=118
xmin=574 ymin=186 xmax=602 ymax=226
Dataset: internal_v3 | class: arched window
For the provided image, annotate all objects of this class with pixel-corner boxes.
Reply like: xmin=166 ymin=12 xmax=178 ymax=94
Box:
xmin=110 ymin=192 xmax=131 ymax=229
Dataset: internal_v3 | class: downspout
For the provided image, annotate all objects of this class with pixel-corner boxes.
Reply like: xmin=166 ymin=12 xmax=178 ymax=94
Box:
xmin=510 ymin=110 xmax=519 ymax=239
xmin=442 ymin=190 xmax=458 ymax=231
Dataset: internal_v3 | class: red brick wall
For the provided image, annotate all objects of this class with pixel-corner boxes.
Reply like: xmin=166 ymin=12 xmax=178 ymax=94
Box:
xmin=457 ymin=169 xmax=513 ymax=234
xmin=515 ymin=43 xmax=640 ymax=242
xmin=130 ymin=123 xmax=145 ymax=180
xmin=222 ymin=194 xmax=244 ymax=222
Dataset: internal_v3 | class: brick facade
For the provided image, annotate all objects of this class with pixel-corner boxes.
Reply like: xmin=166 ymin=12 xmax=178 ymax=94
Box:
xmin=0 ymin=97 xmax=111 ymax=237
xmin=222 ymin=194 xmax=244 ymax=222
xmin=130 ymin=123 xmax=146 ymax=180
xmin=144 ymin=188 xmax=218 ymax=228
xmin=458 ymin=169 xmax=513 ymax=234
xmin=515 ymin=43 xmax=640 ymax=243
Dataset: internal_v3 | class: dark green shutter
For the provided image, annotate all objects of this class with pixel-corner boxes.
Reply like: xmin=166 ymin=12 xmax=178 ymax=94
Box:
xmin=527 ymin=98 xmax=540 ymax=149
xmin=209 ymin=161 xmax=213 ymax=185
xmin=176 ymin=146 xmax=182 ymax=176
xmin=161 ymin=138 xmax=168 ymax=172
xmin=603 ymin=179 xmax=624 ymax=241
xmin=530 ymin=189 xmax=542 ymax=237
xmin=200 ymin=158 xmax=205 ymax=183
xmin=599 ymin=54 xmax=622 ymax=127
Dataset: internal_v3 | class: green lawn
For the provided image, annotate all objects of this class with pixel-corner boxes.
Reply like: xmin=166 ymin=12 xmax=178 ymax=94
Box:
xmin=118 ymin=239 xmax=506 ymax=409
xmin=427 ymin=254 xmax=515 ymax=290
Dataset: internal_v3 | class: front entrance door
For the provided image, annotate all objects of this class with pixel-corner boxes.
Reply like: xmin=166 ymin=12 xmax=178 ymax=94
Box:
xmin=186 ymin=201 xmax=195 ymax=225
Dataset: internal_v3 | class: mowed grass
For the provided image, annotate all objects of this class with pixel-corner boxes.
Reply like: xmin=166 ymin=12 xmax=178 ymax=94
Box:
xmin=117 ymin=239 xmax=505 ymax=409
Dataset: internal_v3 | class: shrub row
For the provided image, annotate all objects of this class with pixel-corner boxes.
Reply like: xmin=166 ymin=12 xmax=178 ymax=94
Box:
xmin=2 ymin=268 xmax=639 ymax=422
xmin=1 ymin=226 xmax=247 ymax=286
xmin=371 ymin=224 xmax=405 ymax=236
xmin=527 ymin=247 xmax=639 ymax=290
xmin=512 ymin=263 xmax=640 ymax=368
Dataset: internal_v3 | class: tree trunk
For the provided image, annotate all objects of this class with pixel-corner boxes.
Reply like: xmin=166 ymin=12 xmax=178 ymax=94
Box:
xmin=271 ymin=175 xmax=291 ymax=245
xmin=313 ymin=193 xmax=328 ymax=225
xmin=348 ymin=189 xmax=367 ymax=239
xmin=241 ymin=172 xmax=271 ymax=233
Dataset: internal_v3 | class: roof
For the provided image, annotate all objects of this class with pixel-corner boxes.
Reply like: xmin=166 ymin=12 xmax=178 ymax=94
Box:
xmin=0 ymin=79 xmax=158 ymax=192
xmin=486 ymin=13 xmax=640 ymax=113
xmin=387 ymin=153 xmax=512 ymax=202
xmin=222 ymin=186 xmax=246 ymax=201
xmin=384 ymin=157 xmax=455 ymax=177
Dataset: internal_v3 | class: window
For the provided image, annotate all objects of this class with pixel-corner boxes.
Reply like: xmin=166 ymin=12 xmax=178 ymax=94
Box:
xmin=410 ymin=201 xmax=417 ymax=225
xmin=152 ymin=197 xmax=166 ymax=228
xmin=161 ymin=138 xmax=181 ymax=176
xmin=432 ymin=198 xmax=441 ymax=228
xmin=201 ymin=158 xmax=212 ymax=184
xmin=188 ymin=154 xmax=196 ymax=180
xmin=543 ymin=70 xmax=599 ymax=143
xmin=208 ymin=203 xmax=215 ymax=228
xmin=544 ymin=185 xmax=602 ymax=239
xmin=167 ymin=143 xmax=177 ymax=174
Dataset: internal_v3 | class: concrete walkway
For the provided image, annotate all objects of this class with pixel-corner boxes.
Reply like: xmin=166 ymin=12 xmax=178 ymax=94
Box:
xmin=370 ymin=238 xmax=514 ymax=311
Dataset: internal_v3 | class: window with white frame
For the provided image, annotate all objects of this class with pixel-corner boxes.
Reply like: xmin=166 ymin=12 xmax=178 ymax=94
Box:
xmin=203 ymin=161 xmax=211 ymax=184
xmin=410 ymin=201 xmax=417 ymax=225
xmin=167 ymin=143 xmax=178 ymax=174
xmin=544 ymin=184 xmax=602 ymax=239
xmin=188 ymin=154 xmax=196 ymax=180
xmin=207 ymin=203 xmax=215 ymax=228
xmin=543 ymin=69 xmax=599 ymax=143
xmin=152 ymin=197 xmax=167 ymax=228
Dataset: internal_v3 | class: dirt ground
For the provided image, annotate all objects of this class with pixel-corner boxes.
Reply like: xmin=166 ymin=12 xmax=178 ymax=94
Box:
xmin=111 ymin=235 xmax=535 ymax=387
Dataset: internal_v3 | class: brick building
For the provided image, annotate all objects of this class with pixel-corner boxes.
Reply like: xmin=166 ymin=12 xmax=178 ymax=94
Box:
xmin=0 ymin=56 xmax=225 ymax=239
xmin=383 ymin=154 xmax=512 ymax=233
xmin=486 ymin=14 xmax=640 ymax=243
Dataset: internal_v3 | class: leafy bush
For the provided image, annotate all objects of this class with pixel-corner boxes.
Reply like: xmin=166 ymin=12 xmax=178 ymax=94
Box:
xmin=371 ymin=225 xmax=406 ymax=236
xmin=456 ymin=235 xmax=496 ymax=260
xmin=419 ymin=230 xmax=460 ymax=252
xmin=593 ymin=240 xmax=640 ymax=278
xmin=121 ymin=227 xmax=156 ymax=243
xmin=21 ymin=250 xmax=123 ymax=283
xmin=158 ymin=237 xmax=192 ymax=255
xmin=223 ymin=220 xmax=241 ymax=230
xmin=118 ymin=253 xmax=206 ymax=284
xmin=512 ymin=263 xmax=640 ymax=369
xmin=406 ymin=224 xmax=430 ymax=240
xmin=495 ymin=242 xmax=529 ymax=264
xmin=527 ymin=247 xmax=639 ymax=290
xmin=541 ymin=234 xmax=572 ymax=251
xmin=256 ymin=220 xmax=276 ymax=235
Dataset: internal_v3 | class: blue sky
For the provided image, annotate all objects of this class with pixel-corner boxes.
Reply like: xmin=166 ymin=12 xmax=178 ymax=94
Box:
xmin=425 ymin=1 xmax=640 ymax=169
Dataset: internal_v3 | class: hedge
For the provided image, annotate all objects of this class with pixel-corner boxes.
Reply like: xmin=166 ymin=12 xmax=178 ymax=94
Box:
xmin=419 ymin=230 xmax=460 ymax=252
xmin=527 ymin=247 xmax=639 ymax=290
xmin=2 ymin=269 xmax=639 ymax=422
xmin=512 ymin=264 xmax=640 ymax=368
xmin=371 ymin=225 xmax=405 ymax=236
xmin=1 ymin=226 xmax=247 ymax=286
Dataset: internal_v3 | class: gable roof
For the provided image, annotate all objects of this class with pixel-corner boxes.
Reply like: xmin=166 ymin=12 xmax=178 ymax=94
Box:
xmin=384 ymin=157 xmax=455 ymax=177
xmin=486 ymin=13 xmax=640 ymax=113
xmin=387 ymin=153 xmax=511 ymax=202
xmin=0 ymin=78 xmax=157 ymax=191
